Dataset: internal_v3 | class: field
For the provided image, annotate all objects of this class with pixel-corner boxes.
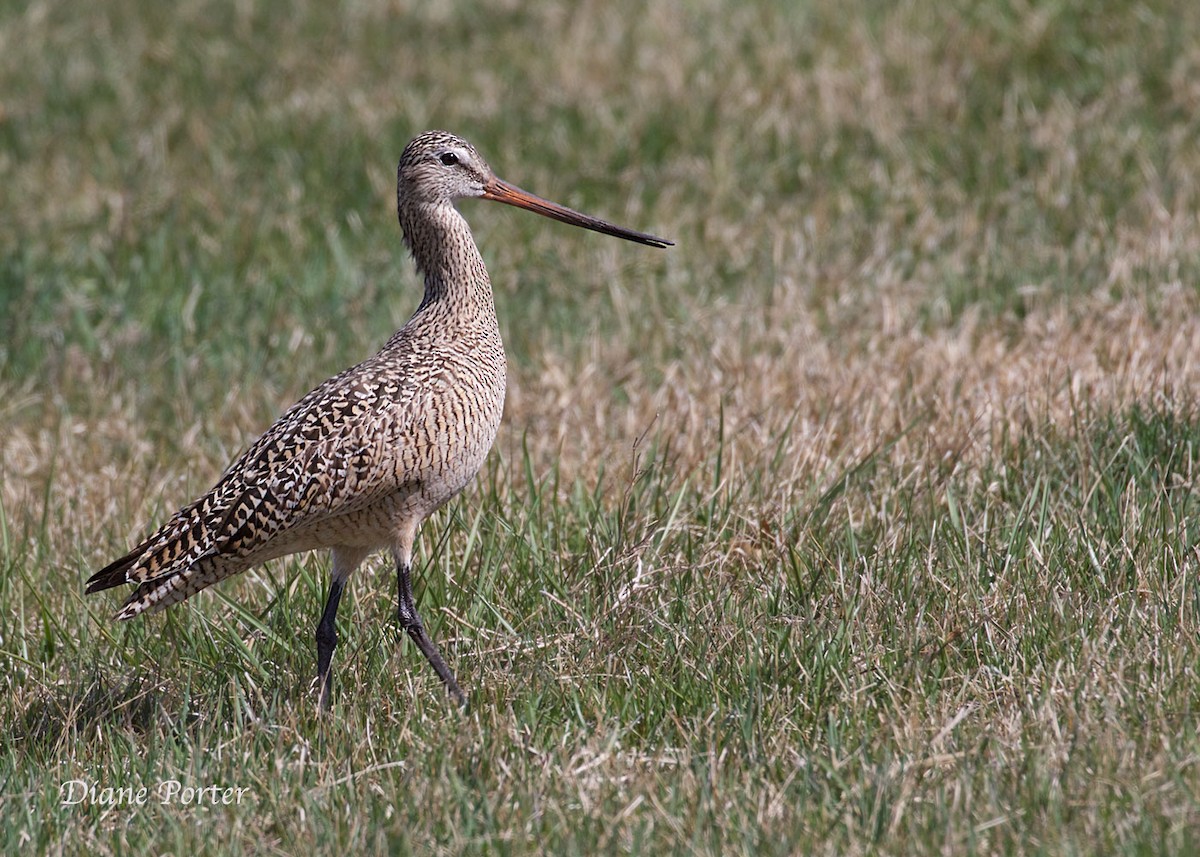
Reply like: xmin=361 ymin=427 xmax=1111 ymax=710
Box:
xmin=4 ymin=0 xmax=1200 ymax=852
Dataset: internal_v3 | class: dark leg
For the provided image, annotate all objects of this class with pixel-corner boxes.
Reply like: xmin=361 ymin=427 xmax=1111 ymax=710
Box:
xmin=315 ymin=578 xmax=345 ymax=712
xmin=396 ymin=560 xmax=467 ymax=708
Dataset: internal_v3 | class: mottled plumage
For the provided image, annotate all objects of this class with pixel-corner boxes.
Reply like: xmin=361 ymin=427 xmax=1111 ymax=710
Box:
xmin=88 ymin=130 xmax=671 ymax=708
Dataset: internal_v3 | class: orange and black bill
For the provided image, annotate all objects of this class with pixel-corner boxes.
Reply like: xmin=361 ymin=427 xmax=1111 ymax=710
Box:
xmin=482 ymin=178 xmax=672 ymax=248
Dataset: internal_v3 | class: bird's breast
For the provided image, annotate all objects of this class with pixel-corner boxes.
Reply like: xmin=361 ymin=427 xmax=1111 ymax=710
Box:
xmin=397 ymin=337 xmax=507 ymax=510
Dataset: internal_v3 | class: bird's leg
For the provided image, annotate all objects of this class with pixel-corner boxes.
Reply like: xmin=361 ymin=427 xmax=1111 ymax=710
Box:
xmin=315 ymin=577 xmax=345 ymax=712
xmin=396 ymin=559 xmax=468 ymax=708
xmin=315 ymin=547 xmax=369 ymax=711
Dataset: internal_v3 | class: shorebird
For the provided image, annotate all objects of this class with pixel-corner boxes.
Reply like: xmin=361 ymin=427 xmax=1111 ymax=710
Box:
xmin=87 ymin=130 xmax=671 ymax=709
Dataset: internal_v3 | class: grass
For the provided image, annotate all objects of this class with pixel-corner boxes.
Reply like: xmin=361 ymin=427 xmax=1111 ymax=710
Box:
xmin=4 ymin=0 xmax=1200 ymax=852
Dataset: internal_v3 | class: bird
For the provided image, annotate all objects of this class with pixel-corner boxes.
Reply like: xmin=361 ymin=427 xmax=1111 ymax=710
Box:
xmin=86 ymin=130 xmax=672 ymax=710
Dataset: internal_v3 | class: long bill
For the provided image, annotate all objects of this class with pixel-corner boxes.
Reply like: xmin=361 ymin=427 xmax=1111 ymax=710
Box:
xmin=482 ymin=177 xmax=672 ymax=248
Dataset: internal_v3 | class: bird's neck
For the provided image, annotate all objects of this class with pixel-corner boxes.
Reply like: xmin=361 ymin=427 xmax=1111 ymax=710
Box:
xmin=399 ymin=201 xmax=496 ymax=318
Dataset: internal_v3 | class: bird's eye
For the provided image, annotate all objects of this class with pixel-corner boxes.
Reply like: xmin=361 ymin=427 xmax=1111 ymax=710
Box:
xmin=439 ymin=152 xmax=459 ymax=166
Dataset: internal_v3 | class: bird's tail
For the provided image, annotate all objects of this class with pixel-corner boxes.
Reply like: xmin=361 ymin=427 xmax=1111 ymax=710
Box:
xmin=85 ymin=545 xmax=146 ymax=594
xmin=85 ymin=505 xmax=238 ymax=619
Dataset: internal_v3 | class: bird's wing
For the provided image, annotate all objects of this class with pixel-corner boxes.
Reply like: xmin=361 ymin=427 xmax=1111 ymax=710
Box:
xmin=204 ymin=370 xmax=425 ymax=558
xmin=86 ymin=357 xmax=429 ymax=600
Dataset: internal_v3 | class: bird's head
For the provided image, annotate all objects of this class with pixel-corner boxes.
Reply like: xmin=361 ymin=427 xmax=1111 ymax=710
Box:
xmin=396 ymin=130 xmax=672 ymax=248
xmin=397 ymin=130 xmax=493 ymax=206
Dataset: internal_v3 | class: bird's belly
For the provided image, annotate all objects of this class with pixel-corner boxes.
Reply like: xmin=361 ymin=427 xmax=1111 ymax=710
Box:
xmin=247 ymin=494 xmax=419 ymax=563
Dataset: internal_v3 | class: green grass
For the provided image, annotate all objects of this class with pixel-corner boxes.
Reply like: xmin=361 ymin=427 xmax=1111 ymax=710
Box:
xmin=4 ymin=0 xmax=1200 ymax=852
